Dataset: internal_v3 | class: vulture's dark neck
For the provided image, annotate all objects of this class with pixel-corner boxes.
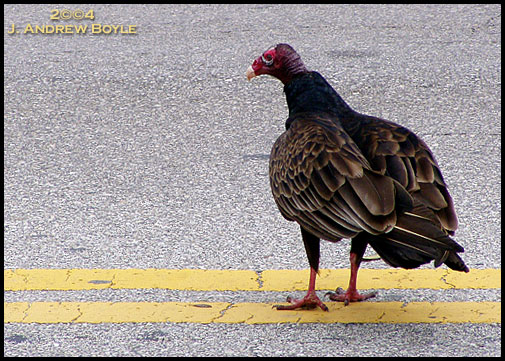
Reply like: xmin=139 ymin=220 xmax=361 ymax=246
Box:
xmin=284 ymin=72 xmax=354 ymax=124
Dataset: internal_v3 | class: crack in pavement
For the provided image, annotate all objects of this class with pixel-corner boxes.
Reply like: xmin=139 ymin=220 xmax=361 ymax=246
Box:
xmin=255 ymin=270 xmax=264 ymax=289
xmin=64 ymin=269 xmax=72 ymax=283
xmin=211 ymin=303 xmax=234 ymax=322
xmin=69 ymin=304 xmax=83 ymax=323
xmin=440 ymin=270 xmax=457 ymax=289
xmin=21 ymin=302 xmax=31 ymax=322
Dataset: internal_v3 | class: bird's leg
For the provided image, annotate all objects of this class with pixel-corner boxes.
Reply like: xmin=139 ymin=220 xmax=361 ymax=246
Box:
xmin=275 ymin=267 xmax=329 ymax=311
xmin=275 ymin=227 xmax=328 ymax=311
xmin=326 ymin=236 xmax=377 ymax=306
xmin=325 ymin=253 xmax=377 ymax=305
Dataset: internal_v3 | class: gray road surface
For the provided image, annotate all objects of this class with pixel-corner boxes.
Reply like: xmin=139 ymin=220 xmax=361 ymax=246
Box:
xmin=4 ymin=4 xmax=501 ymax=357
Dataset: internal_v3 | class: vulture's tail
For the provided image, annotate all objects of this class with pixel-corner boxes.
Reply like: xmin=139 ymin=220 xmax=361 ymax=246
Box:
xmin=366 ymin=202 xmax=469 ymax=272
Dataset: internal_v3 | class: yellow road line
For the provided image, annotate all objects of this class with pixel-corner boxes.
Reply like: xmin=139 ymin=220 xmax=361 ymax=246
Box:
xmin=4 ymin=301 xmax=500 ymax=324
xmin=4 ymin=269 xmax=258 ymax=291
xmin=263 ymin=268 xmax=500 ymax=291
xmin=4 ymin=268 xmax=500 ymax=291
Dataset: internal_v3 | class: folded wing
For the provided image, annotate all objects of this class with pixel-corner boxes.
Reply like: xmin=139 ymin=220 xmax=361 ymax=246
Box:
xmin=269 ymin=113 xmax=413 ymax=242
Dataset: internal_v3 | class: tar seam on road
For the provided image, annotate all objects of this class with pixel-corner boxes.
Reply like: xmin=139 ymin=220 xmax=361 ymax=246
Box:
xmin=4 ymin=268 xmax=501 ymax=324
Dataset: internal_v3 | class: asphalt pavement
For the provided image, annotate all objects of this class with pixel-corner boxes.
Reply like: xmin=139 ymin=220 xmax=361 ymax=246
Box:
xmin=4 ymin=4 xmax=501 ymax=357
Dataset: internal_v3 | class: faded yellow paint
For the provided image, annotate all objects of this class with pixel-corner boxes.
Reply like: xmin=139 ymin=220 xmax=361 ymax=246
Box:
xmin=221 ymin=301 xmax=501 ymax=324
xmin=4 ymin=301 xmax=500 ymax=324
xmin=112 ymin=269 xmax=259 ymax=291
xmin=4 ymin=269 xmax=259 ymax=291
xmin=4 ymin=301 xmax=229 ymax=324
xmin=262 ymin=268 xmax=501 ymax=291
xmin=4 ymin=268 xmax=500 ymax=291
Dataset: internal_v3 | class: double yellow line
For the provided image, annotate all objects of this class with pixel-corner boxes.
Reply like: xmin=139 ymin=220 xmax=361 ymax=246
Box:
xmin=4 ymin=268 xmax=501 ymax=324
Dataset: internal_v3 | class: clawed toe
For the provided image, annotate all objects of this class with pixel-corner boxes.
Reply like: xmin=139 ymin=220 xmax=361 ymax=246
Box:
xmin=325 ymin=288 xmax=377 ymax=306
xmin=274 ymin=293 xmax=329 ymax=311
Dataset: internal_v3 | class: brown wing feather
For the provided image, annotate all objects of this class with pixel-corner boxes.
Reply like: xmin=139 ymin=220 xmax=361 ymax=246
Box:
xmin=346 ymin=115 xmax=458 ymax=234
xmin=269 ymin=113 xmax=413 ymax=242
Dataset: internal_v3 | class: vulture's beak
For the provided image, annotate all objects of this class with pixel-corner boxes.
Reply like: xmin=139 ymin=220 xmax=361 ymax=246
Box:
xmin=246 ymin=66 xmax=256 ymax=81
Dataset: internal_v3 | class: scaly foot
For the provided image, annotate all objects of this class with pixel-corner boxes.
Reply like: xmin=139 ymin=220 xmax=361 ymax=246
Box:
xmin=275 ymin=292 xmax=329 ymax=311
xmin=325 ymin=287 xmax=377 ymax=306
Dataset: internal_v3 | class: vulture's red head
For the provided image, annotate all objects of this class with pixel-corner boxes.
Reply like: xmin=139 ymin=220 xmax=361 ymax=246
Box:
xmin=246 ymin=43 xmax=308 ymax=85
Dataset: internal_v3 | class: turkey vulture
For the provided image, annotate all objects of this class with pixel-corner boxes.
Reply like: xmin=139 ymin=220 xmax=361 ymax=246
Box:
xmin=246 ymin=44 xmax=468 ymax=311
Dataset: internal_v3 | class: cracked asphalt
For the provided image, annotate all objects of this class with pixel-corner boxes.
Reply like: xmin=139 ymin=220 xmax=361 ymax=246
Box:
xmin=4 ymin=4 xmax=501 ymax=357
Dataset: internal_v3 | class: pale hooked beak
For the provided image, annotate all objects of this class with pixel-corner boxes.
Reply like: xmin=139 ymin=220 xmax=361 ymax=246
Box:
xmin=246 ymin=66 xmax=256 ymax=81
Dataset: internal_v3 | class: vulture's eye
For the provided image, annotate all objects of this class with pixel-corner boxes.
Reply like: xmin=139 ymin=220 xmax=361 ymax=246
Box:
xmin=262 ymin=53 xmax=274 ymax=66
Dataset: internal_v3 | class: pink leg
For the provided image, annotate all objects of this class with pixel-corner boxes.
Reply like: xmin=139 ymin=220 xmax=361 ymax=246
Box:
xmin=326 ymin=252 xmax=377 ymax=306
xmin=275 ymin=267 xmax=329 ymax=311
